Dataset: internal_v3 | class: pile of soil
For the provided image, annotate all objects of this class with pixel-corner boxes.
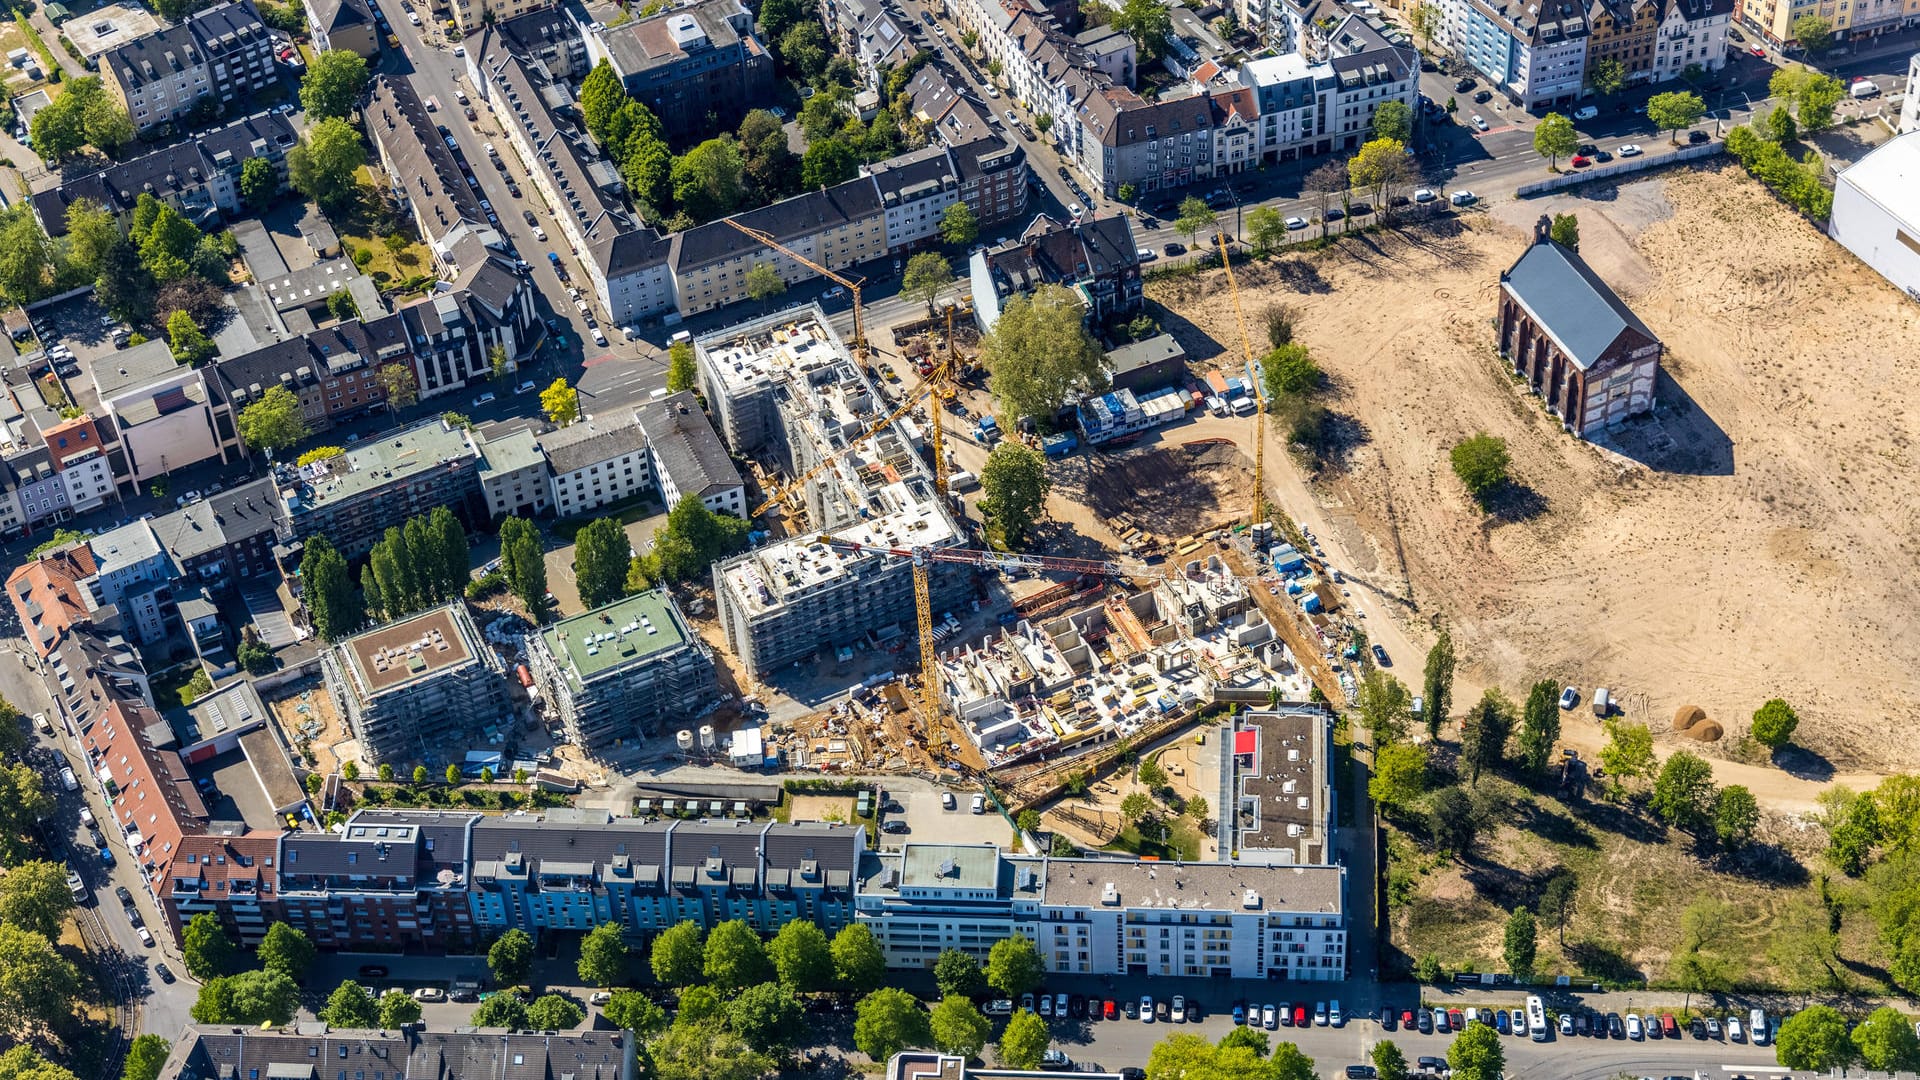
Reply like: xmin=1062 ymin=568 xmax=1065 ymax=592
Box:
xmin=1673 ymin=705 xmax=1722 ymax=741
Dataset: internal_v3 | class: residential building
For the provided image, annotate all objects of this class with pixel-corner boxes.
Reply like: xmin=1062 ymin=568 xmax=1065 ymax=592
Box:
xmin=472 ymin=426 xmax=551 ymax=519
xmin=969 ymin=214 xmax=1142 ymax=333
xmin=540 ymin=412 xmax=652 ymax=518
xmin=1586 ymin=0 xmax=1659 ymax=87
xmin=83 ymin=696 xmax=212 ymax=895
xmin=276 ymin=415 xmax=486 ymax=558
xmin=857 ymin=844 xmax=1347 ymax=978
xmin=209 ymin=317 xmax=409 ymax=437
xmin=825 ymin=0 xmax=912 ymax=92
xmin=305 ymin=0 xmax=379 ymax=56
xmin=95 ymin=339 xmax=232 ymax=484
xmin=32 ymin=111 xmax=296 ymax=238
xmin=1458 ymin=0 xmax=1588 ymax=110
xmin=320 ymin=603 xmax=511 ymax=764
xmin=1828 ymin=130 xmax=1920 ymax=303
xmin=147 ymin=479 xmax=287 ymax=595
xmin=634 ymin=390 xmax=745 ymax=517
xmin=1649 ymin=0 xmax=1731 ymax=84
xmin=8 ymin=542 xmax=102 ymax=658
xmin=83 ymin=520 xmax=181 ymax=646
xmin=703 ymin=308 xmax=969 ymax=676
xmin=1233 ymin=707 xmax=1335 ymax=864
xmin=1905 ymin=52 xmax=1920 ymax=134
xmin=526 ymin=589 xmax=718 ymax=754
xmin=163 ymin=833 xmax=281 ymax=945
xmin=890 ymin=1054 xmax=1121 ymax=1080
xmin=1497 ymin=215 xmax=1663 ymax=437
xmin=865 ymin=145 xmax=962 ymax=253
xmin=100 ymin=1 xmax=276 ymax=133
xmin=580 ymin=0 xmax=775 ymax=143
xmin=1738 ymin=0 xmax=1920 ymax=45
xmin=444 ymin=0 xmax=547 ymax=41
xmin=671 ymin=181 xmax=888 ymax=315
xmin=34 ymin=413 xmax=116 ymax=516
xmin=1079 ymin=89 xmax=1220 ymax=198
xmin=363 ymin=75 xmax=487 ymax=263
xmin=162 ymin=1024 xmax=637 ymax=1080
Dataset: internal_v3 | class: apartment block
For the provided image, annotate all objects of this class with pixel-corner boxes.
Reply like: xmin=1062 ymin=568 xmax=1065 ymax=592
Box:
xmin=472 ymin=427 xmax=550 ymax=519
xmin=1587 ymin=0 xmax=1660 ymax=86
xmin=527 ymin=590 xmax=718 ymax=755
xmin=969 ymin=214 xmax=1142 ymax=333
xmin=580 ymin=0 xmax=775 ymax=142
xmin=1234 ymin=707 xmax=1336 ymax=865
xmin=701 ymin=308 xmax=970 ymax=676
xmin=857 ymin=844 xmax=1347 ymax=979
xmin=363 ymin=75 xmax=487 ymax=265
xmin=147 ymin=480 xmax=287 ymax=596
xmin=1738 ymin=0 xmax=1920 ymax=45
xmin=276 ymin=416 xmax=487 ymax=559
xmin=1459 ymin=0 xmax=1589 ymax=111
xmin=101 ymin=1 xmax=276 ymax=133
xmin=320 ymin=603 xmax=510 ymax=764
xmin=1649 ymin=0 xmax=1732 ymax=83
xmin=166 ymin=1023 xmax=636 ymax=1080
xmin=32 ymin=111 xmax=296 ymax=238
xmin=306 ymin=0 xmax=378 ymax=56
xmin=671 ymin=180 xmax=888 ymax=315
xmin=634 ymin=390 xmax=746 ymax=517
xmin=540 ymin=412 xmax=653 ymax=519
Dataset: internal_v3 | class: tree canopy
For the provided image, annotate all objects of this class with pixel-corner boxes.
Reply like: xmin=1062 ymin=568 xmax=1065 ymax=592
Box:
xmin=703 ymin=919 xmax=773 ymax=991
xmin=981 ymin=285 xmax=1107 ymax=425
xmin=488 ymin=928 xmax=534 ymax=985
xmin=1532 ymin=113 xmax=1579 ymax=167
xmin=577 ymin=923 xmax=628 ymax=987
xmin=573 ymin=517 xmax=632 ymax=610
xmin=651 ymin=920 xmax=705 ymax=986
xmin=288 ymin=118 xmax=366 ymax=208
xmin=301 ymin=50 xmax=371 ymax=119
xmin=985 ymin=935 xmax=1044 ymax=997
xmin=1752 ymin=698 xmax=1800 ymax=748
xmin=853 ymin=988 xmax=931 ymax=1062
xmin=832 ymin=923 xmax=887 ymax=993
xmin=979 ymin=440 xmax=1051 ymax=549
xmin=768 ymin=919 xmax=834 ymax=993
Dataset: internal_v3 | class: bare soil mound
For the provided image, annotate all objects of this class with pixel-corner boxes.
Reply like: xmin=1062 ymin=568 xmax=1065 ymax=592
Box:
xmin=1674 ymin=705 xmax=1707 ymax=732
xmin=1679 ymin=720 xmax=1724 ymax=742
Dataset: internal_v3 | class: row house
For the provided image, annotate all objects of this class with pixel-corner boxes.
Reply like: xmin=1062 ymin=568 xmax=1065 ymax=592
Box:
xmin=823 ymin=0 xmax=912 ymax=92
xmin=1459 ymin=0 xmax=1589 ymax=111
xmin=969 ymin=214 xmax=1143 ymax=332
xmin=101 ymin=1 xmax=276 ymax=133
xmin=669 ymin=180 xmax=888 ymax=315
xmin=363 ymin=75 xmax=488 ymax=268
xmin=31 ymin=111 xmax=296 ymax=239
xmin=1649 ymin=0 xmax=1732 ymax=84
xmin=1738 ymin=0 xmax=1920 ymax=46
xmin=1587 ymin=0 xmax=1660 ymax=86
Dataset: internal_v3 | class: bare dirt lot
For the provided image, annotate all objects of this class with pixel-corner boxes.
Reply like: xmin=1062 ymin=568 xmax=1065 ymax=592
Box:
xmin=1150 ymin=162 xmax=1920 ymax=776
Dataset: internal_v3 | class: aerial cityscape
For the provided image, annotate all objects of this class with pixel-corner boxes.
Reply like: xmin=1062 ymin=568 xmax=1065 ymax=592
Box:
xmin=0 ymin=0 xmax=1915 ymax=1075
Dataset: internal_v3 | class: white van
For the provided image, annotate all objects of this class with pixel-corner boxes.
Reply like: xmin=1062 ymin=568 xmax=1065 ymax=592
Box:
xmin=1526 ymin=995 xmax=1549 ymax=1042
xmin=1850 ymin=80 xmax=1881 ymax=100
xmin=1573 ymin=105 xmax=1598 ymax=120
xmin=1749 ymin=1008 xmax=1769 ymax=1044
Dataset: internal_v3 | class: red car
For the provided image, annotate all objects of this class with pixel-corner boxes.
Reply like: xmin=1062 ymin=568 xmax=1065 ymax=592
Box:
xmin=1402 ymin=1009 xmax=1417 ymax=1028
xmin=1448 ymin=1009 xmax=1465 ymax=1031
xmin=1571 ymin=154 xmax=1592 ymax=167
xmin=1103 ymin=1000 xmax=1116 ymax=1020
xmin=1294 ymin=1005 xmax=1309 ymax=1027
xmin=1750 ymin=44 xmax=1767 ymax=57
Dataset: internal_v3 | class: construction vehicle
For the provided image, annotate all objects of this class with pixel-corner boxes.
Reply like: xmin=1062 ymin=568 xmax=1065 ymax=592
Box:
xmin=1217 ymin=231 xmax=1265 ymax=523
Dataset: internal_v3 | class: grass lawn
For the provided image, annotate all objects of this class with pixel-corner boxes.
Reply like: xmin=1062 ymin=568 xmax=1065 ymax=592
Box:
xmin=148 ymin=665 xmax=203 ymax=710
xmin=1105 ymin=815 xmax=1203 ymax=861
xmin=1385 ymin=767 xmax=1867 ymax=993
xmin=339 ymin=167 xmax=433 ymax=291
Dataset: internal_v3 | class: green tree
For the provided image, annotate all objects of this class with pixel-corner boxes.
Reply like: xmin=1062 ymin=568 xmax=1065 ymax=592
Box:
xmin=1532 ymin=112 xmax=1579 ymax=168
xmin=301 ymin=50 xmax=370 ymax=119
xmin=1796 ymin=73 xmax=1845 ymax=132
xmin=190 ymin=969 xmax=298 ymax=1026
xmin=488 ymin=928 xmax=534 ymax=986
xmin=1121 ymin=791 xmax=1155 ymax=823
xmin=666 ymin=340 xmax=699 ymax=394
xmin=998 ymin=1009 xmax=1050 ymax=1069
xmin=1112 ymin=0 xmax=1173 ymax=59
xmin=1429 ymin=786 xmax=1485 ymax=857
xmin=527 ymin=994 xmax=585 ymax=1030
xmin=1186 ymin=794 xmax=1211 ymax=824
xmin=320 ymin=981 xmax=380 ymax=1027
xmin=854 ymin=987 xmax=931 ymax=1062
xmin=1517 ymin=678 xmax=1561 ymax=772
xmin=1650 ymin=750 xmax=1717 ymax=830
xmin=93 ymin=235 xmax=156 ymax=322
xmin=980 ymin=283 xmax=1107 ymax=424
xmin=377 ymin=989 xmax=422 ymax=1028
xmin=471 ymin=994 xmax=529 ymax=1030
xmin=1264 ymin=343 xmax=1321 ymax=399
xmin=0 ymin=207 xmax=55 ymax=307
xmin=1348 ymin=136 xmax=1413 ymax=213
xmin=1765 ymin=105 xmax=1799 ymax=143
xmin=1423 ymin=627 xmax=1454 ymax=738
xmin=1450 ymin=433 xmax=1510 ymax=503
xmin=257 ymin=922 xmax=317 ymax=980
xmin=577 ymin=923 xmax=628 ymax=987
xmin=930 ymin=995 xmax=991 ymax=1059
xmin=1647 ymin=90 xmax=1705 ymax=143
xmin=573 ymin=517 xmax=632 ymax=610
xmin=1175 ymin=196 xmax=1219 ymax=247
xmin=287 ymin=117 xmax=367 ymax=208
xmin=652 ymin=920 xmax=706 ymax=985
xmin=0 ymin=862 xmax=73 ymax=941
xmin=1447 ymin=1019 xmax=1505 ymax=1080
xmin=63 ymin=199 xmax=119 ymax=279
xmin=445 ymin=763 xmax=462 ymax=785
xmin=1460 ymin=688 xmax=1516 ymax=784
xmin=168 ymin=309 xmax=216 ymax=366
xmin=1669 ymin=898 xmax=1735 ymax=1011
xmin=1549 ymin=213 xmax=1580 ymax=251
xmin=1502 ymin=907 xmax=1537 ymax=980
xmin=1372 ymin=99 xmax=1413 ymax=143
xmin=378 ymin=362 xmax=419 ymax=413
xmin=378 ymin=763 xmax=395 ymax=782
xmin=703 ymin=919 xmax=772 ymax=991
xmin=182 ymin=911 xmax=237 ymax=979
xmin=985 ymin=935 xmax=1043 ymax=997
xmin=1775 ymin=1004 xmax=1855 ymax=1070
xmin=940 ymin=201 xmax=980 ymax=245
xmin=1853 ymin=1005 xmax=1920 ymax=1071
xmin=903 ymin=251 xmax=955 ymax=316
xmin=1372 ymin=1040 xmax=1410 ymax=1080
xmin=1355 ymin=667 xmax=1412 ymax=746
xmin=1408 ymin=0 xmax=1441 ymax=47
xmin=580 ymin=61 xmax=625 ymax=145
xmin=800 ymin=137 xmax=859 ymax=188
xmin=1751 ymin=698 xmax=1799 ymax=749
xmin=934 ymin=948 xmax=986 ymax=999
xmin=744 ymin=262 xmax=786 ymax=308
xmin=769 ymin=919 xmax=834 ymax=992
xmin=238 ymin=156 xmax=281 ymax=209
xmin=1245 ymin=206 xmax=1288 ymax=255
xmin=122 ymin=1036 xmax=170 ymax=1080
xmin=729 ymin=983 xmax=804 ymax=1051
xmin=832 ymin=922 xmax=887 ymax=993
xmin=1791 ymin=13 xmax=1833 ymax=53
xmin=1598 ymin=719 xmax=1657 ymax=796
xmin=632 ymin=493 xmax=752 ymax=586
xmin=1220 ymin=1025 xmax=1270 ymax=1057
xmin=499 ymin=517 xmax=548 ymax=622
xmin=602 ymin=990 xmax=668 ymax=1037
xmin=672 ymin=137 xmax=746 ymax=223
xmin=1588 ymin=56 xmax=1627 ymax=95
xmin=299 ymin=535 xmax=359 ymax=642
xmin=1537 ymin=869 xmax=1577 ymax=945
xmin=649 ymin=1019 xmax=772 ymax=1080
xmin=978 ymin=440 xmax=1051 ymax=548
xmin=1370 ymin=741 xmax=1428 ymax=810
xmin=541 ymin=378 xmax=580 ymax=425
xmin=413 ymin=766 xmax=429 ymax=784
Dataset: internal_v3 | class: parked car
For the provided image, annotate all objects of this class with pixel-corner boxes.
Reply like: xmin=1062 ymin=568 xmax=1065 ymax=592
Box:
xmin=1571 ymin=154 xmax=1591 ymax=167
xmin=1509 ymin=1008 xmax=1526 ymax=1034
xmin=154 ymin=963 xmax=175 ymax=983
xmin=1163 ymin=243 xmax=1186 ymax=256
xmin=1606 ymin=1013 xmax=1624 ymax=1038
xmin=135 ymin=926 xmax=153 ymax=947
xmin=1413 ymin=189 xmax=1436 ymax=203
xmin=1473 ymin=90 xmax=1493 ymax=103
xmin=1618 ymin=143 xmax=1642 ymax=157
xmin=1728 ymin=1017 xmax=1744 ymax=1041
xmin=1170 ymin=996 xmax=1186 ymax=1023
xmin=1494 ymin=1010 xmax=1511 ymax=1035
xmin=1455 ymin=76 xmax=1477 ymax=91
xmin=473 ymin=392 xmax=496 ymax=407
xmin=115 ymin=885 xmax=132 ymax=905
xmin=1232 ymin=1004 xmax=1245 ymax=1025
xmin=1705 ymin=1017 xmax=1722 ymax=1039
xmin=359 ymin=965 xmax=389 ymax=978
xmin=1416 ymin=1009 xmax=1432 ymax=1034
xmin=1689 ymin=129 xmax=1711 ymax=144
xmin=1371 ymin=644 xmax=1389 ymax=666
xmin=1626 ymin=1013 xmax=1644 ymax=1040
xmin=1433 ymin=1007 xmax=1450 ymax=1034
xmin=1470 ymin=114 xmax=1490 ymax=131
xmin=415 ymin=987 xmax=448 ymax=1002
xmin=1661 ymin=1014 xmax=1680 ymax=1039
xmin=1329 ymin=1000 xmax=1343 ymax=1027
xmin=1286 ymin=215 xmax=1309 ymax=229
xmin=1140 ymin=996 xmax=1154 ymax=1022
xmin=1562 ymin=1012 xmax=1577 ymax=1035
xmin=1449 ymin=191 xmax=1478 ymax=206
xmin=1262 ymin=1003 xmax=1277 ymax=1028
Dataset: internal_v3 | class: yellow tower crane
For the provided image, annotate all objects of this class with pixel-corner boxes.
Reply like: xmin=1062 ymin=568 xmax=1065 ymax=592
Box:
xmin=1218 ymin=232 xmax=1266 ymax=524
xmin=723 ymin=218 xmax=867 ymax=358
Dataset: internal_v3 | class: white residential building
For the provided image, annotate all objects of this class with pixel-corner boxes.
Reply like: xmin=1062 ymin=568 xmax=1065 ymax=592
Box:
xmin=540 ymin=414 xmax=653 ymax=519
xmin=1904 ymin=53 xmax=1920 ymax=134
xmin=1648 ymin=0 xmax=1731 ymax=84
xmin=1828 ymin=131 xmax=1920 ymax=304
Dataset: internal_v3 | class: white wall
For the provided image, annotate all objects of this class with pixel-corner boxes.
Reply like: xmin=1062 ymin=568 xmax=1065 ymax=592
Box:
xmin=1830 ymin=175 xmax=1920 ymax=302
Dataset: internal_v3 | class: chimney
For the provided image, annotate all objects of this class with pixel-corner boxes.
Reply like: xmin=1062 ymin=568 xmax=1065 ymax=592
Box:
xmin=1535 ymin=214 xmax=1552 ymax=243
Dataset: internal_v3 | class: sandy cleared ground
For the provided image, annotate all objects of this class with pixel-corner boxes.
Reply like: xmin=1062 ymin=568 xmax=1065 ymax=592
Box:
xmin=1151 ymin=162 xmax=1920 ymax=775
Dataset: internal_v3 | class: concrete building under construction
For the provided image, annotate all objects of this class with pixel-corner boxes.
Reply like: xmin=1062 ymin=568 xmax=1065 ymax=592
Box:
xmin=320 ymin=603 xmax=510 ymax=764
xmin=702 ymin=306 xmax=969 ymax=677
xmin=525 ymin=589 xmax=719 ymax=755
xmin=934 ymin=556 xmax=1314 ymax=767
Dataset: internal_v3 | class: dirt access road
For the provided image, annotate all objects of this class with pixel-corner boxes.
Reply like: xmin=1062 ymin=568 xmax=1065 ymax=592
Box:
xmin=1148 ymin=162 xmax=1920 ymax=791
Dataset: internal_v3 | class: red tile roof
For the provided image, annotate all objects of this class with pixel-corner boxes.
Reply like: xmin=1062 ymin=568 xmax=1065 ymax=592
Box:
xmin=85 ymin=698 xmax=210 ymax=888
xmin=7 ymin=545 xmax=98 ymax=658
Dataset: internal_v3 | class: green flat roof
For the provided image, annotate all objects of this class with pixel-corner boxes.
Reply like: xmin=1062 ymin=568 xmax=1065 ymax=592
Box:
xmin=542 ymin=590 xmax=689 ymax=682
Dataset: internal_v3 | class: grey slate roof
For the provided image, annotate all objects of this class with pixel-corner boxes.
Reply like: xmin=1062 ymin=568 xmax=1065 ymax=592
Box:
xmin=539 ymin=414 xmax=645 ymax=476
xmin=633 ymin=392 xmax=741 ymax=498
xmin=34 ymin=112 xmax=296 ymax=235
xmin=170 ymin=1025 xmax=631 ymax=1080
xmin=675 ymin=176 xmax=884 ymax=270
xmin=1500 ymin=238 xmax=1658 ymax=371
xmin=469 ymin=809 xmax=673 ymax=875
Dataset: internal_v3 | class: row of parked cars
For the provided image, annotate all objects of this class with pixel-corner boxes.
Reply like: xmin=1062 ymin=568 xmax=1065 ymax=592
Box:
xmin=1233 ymin=1000 xmax=1345 ymax=1029
xmin=1396 ymin=1004 xmax=1772 ymax=1045
xmin=993 ymin=992 xmax=1203 ymax=1025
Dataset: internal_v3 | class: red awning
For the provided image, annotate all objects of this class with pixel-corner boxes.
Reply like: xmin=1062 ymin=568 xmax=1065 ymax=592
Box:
xmin=1233 ymin=730 xmax=1258 ymax=757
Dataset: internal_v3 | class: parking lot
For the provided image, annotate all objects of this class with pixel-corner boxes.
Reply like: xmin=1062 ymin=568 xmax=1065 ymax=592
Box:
xmin=876 ymin=783 xmax=1009 ymax=850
